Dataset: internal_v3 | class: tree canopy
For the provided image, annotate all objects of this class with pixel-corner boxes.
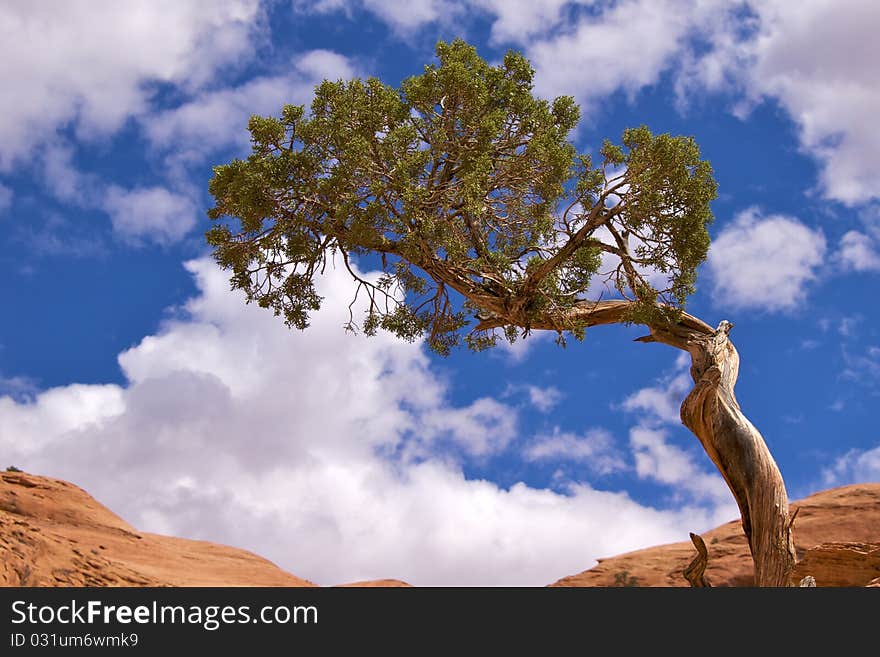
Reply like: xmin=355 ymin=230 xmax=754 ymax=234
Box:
xmin=206 ymin=39 xmax=804 ymax=587
xmin=207 ymin=39 xmax=717 ymax=355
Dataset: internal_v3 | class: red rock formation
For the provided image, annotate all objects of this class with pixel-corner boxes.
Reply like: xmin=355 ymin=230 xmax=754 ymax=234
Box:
xmin=3 ymin=469 xmax=875 ymax=587
xmin=792 ymin=542 xmax=880 ymax=587
xmin=551 ymin=484 xmax=880 ymax=587
xmin=0 ymin=470 xmax=314 ymax=587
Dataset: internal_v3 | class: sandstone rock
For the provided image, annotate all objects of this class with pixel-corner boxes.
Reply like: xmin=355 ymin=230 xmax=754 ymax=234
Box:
xmin=550 ymin=483 xmax=880 ymax=587
xmin=335 ymin=579 xmax=413 ymax=587
xmin=792 ymin=542 xmax=880 ymax=587
xmin=0 ymin=470 xmax=314 ymax=587
xmin=3 ymin=469 xmax=876 ymax=588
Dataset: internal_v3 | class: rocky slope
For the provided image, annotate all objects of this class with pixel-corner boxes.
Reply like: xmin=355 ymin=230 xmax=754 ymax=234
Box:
xmin=551 ymin=483 xmax=880 ymax=587
xmin=2 ymin=470 xmax=876 ymax=587
xmin=0 ymin=470 xmax=318 ymax=587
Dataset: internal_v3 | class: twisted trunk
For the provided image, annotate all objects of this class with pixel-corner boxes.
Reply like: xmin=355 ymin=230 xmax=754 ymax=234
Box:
xmin=684 ymin=533 xmax=711 ymax=587
xmin=672 ymin=318 xmax=797 ymax=587
xmin=475 ymin=299 xmax=797 ymax=586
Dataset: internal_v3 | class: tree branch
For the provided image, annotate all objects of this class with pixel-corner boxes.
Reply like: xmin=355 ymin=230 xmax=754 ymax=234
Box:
xmin=473 ymin=300 xmax=796 ymax=586
xmin=684 ymin=532 xmax=712 ymax=587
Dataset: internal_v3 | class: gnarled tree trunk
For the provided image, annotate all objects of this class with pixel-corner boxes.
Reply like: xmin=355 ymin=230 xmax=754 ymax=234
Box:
xmin=671 ymin=318 xmax=797 ymax=587
xmin=476 ymin=299 xmax=798 ymax=586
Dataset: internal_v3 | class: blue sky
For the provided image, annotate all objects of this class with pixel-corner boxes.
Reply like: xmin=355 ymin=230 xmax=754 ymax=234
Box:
xmin=1 ymin=0 xmax=878 ymax=586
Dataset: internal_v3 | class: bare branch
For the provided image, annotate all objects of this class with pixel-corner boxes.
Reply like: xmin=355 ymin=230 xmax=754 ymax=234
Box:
xmin=684 ymin=532 xmax=712 ymax=587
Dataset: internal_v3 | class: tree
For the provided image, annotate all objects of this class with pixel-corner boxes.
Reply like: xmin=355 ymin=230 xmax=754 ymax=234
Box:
xmin=206 ymin=39 xmax=797 ymax=586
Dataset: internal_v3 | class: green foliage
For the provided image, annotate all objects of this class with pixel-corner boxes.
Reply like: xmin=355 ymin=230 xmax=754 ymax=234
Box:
xmin=207 ymin=39 xmax=717 ymax=354
xmin=6 ymin=465 xmax=23 ymax=473
xmin=613 ymin=126 xmax=716 ymax=326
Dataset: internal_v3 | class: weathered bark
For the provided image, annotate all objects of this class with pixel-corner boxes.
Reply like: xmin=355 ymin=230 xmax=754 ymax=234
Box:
xmin=671 ymin=316 xmax=797 ymax=587
xmin=684 ymin=532 xmax=711 ymax=587
xmin=475 ymin=299 xmax=798 ymax=586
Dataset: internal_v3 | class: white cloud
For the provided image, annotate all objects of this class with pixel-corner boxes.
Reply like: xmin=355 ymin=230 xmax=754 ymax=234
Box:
xmin=619 ymin=352 xmax=690 ymax=426
xmin=838 ymin=231 xmax=880 ymax=273
xmin=0 ymin=384 xmax=125 ymax=458
xmin=582 ymin=221 xmax=679 ymax=302
xmin=841 ymin=344 xmax=880 ymax=382
xmin=492 ymin=329 xmax=554 ymax=363
xmin=292 ymin=0 xmax=726 ymax=119
xmin=621 ymin=372 xmax=690 ymax=425
xmin=39 ymin=142 xmax=105 ymax=207
xmin=102 ymin=186 xmax=198 ymax=246
xmin=24 ymin=142 xmax=197 ymax=246
xmin=532 ymin=0 xmax=880 ymax=205
xmin=707 ymin=208 xmax=826 ymax=312
xmin=295 ymin=0 xmax=461 ymax=35
xmin=822 ymin=446 xmax=880 ymax=487
xmin=142 ymin=50 xmax=358 ymax=164
xmin=361 ymin=0 xmax=451 ymax=33
xmin=630 ymin=426 xmax=731 ymax=504
xmin=21 ymin=47 xmax=353 ymax=248
xmin=681 ymin=1 xmax=880 ymax=205
xmin=523 ymin=427 xmax=625 ymax=475
xmin=296 ymin=0 xmax=880 ymax=207
xmin=474 ymin=0 xmax=572 ymax=46
xmin=618 ymin=355 xmax=732 ymax=505
xmin=501 ymin=383 xmax=564 ymax=413
xmin=416 ymin=397 xmax=517 ymax=457
xmin=293 ymin=0 xmax=350 ymax=14
xmin=0 ymin=183 xmax=11 ymax=212
xmin=526 ymin=0 xmax=692 ymax=111
xmin=526 ymin=385 xmax=564 ymax=412
xmin=747 ymin=1 xmax=880 ymax=205
xmin=0 ymin=0 xmax=263 ymax=168
xmin=0 ymin=375 xmax=38 ymax=403
xmin=673 ymin=3 xmax=756 ymax=102
xmin=0 ymin=256 xmax=734 ymax=585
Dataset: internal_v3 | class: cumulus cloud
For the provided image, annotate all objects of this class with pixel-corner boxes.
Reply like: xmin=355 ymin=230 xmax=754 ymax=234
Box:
xmin=492 ymin=330 xmax=553 ymax=363
xmin=707 ymin=208 xmax=826 ymax=312
xmin=0 ymin=375 xmax=38 ymax=403
xmin=28 ymin=47 xmax=352 ymax=247
xmin=142 ymin=50 xmax=358 ymax=164
xmin=621 ymin=371 xmax=690 ymax=425
xmin=841 ymin=344 xmax=880 ymax=383
xmin=25 ymin=142 xmax=198 ymax=246
xmin=523 ymin=427 xmax=625 ymax=475
xmin=40 ymin=143 xmax=99 ymax=206
xmin=102 ymin=186 xmax=198 ymax=246
xmin=837 ymin=231 xmax=880 ymax=273
xmin=738 ymin=1 xmax=880 ymax=205
xmin=618 ymin=354 xmax=732 ymax=505
xmin=822 ymin=446 xmax=880 ymax=487
xmin=501 ymin=383 xmax=565 ymax=414
xmin=524 ymin=0 xmax=880 ymax=204
xmin=582 ymin=223 xmax=678 ymax=302
xmin=294 ymin=0 xmax=463 ymax=35
xmin=676 ymin=1 xmax=880 ymax=205
xmin=360 ymin=0 xmax=455 ymax=34
xmin=473 ymin=0 xmax=572 ymax=46
xmin=502 ymin=384 xmax=566 ymax=413
xmin=526 ymin=0 xmax=692 ymax=111
xmin=629 ymin=426 xmax=731 ymax=504
xmin=298 ymin=0 xmax=725 ymax=119
xmin=416 ymin=397 xmax=517 ymax=457
xmin=0 ymin=0 xmax=263 ymax=168
xmin=307 ymin=1 xmax=880 ymax=208
xmin=526 ymin=385 xmax=564 ymax=412
xmin=0 ymin=257 xmax=734 ymax=585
